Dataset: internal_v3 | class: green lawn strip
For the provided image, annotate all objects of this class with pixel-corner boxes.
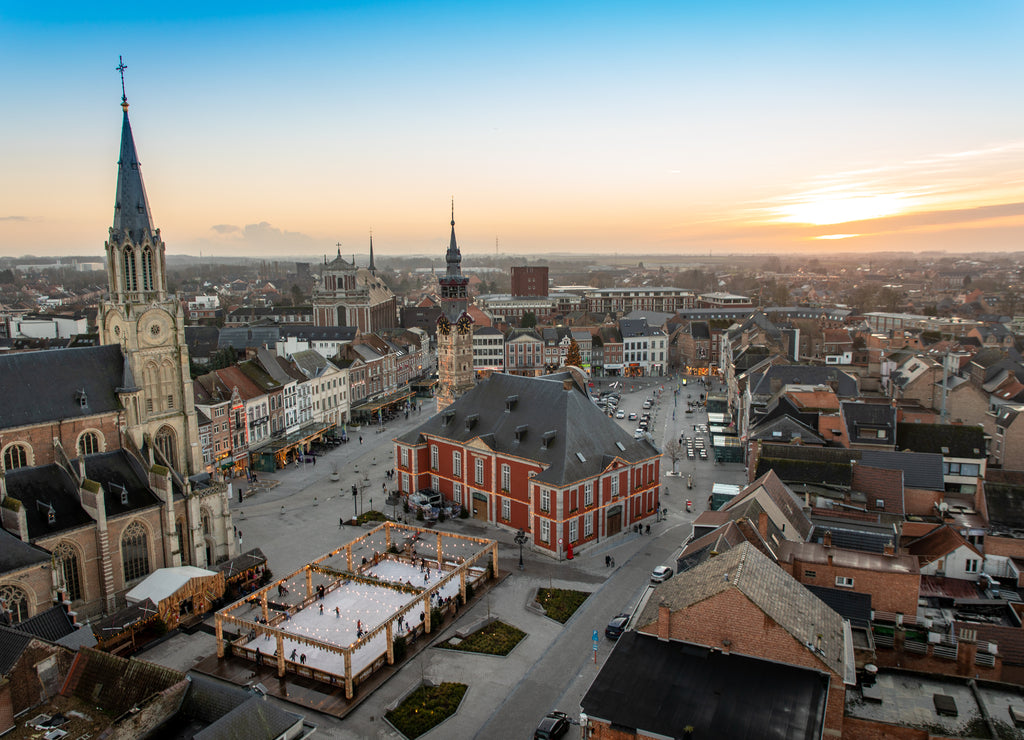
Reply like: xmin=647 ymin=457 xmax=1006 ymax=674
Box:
xmin=385 ymin=682 xmax=468 ymax=739
xmin=536 ymin=587 xmax=590 ymax=623
xmin=444 ymin=620 xmax=526 ymax=656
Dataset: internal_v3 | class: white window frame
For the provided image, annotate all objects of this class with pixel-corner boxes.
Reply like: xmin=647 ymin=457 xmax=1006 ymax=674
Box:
xmin=610 ymin=476 xmax=619 ymax=497
xmin=402 ymin=472 xmax=409 ymax=492
xmin=453 ymin=483 xmax=462 ymax=505
xmin=401 ymin=448 xmax=409 ymax=467
xmin=501 ymin=464 xmax=511 ymax=492
xmin=965 ymin=558 xmax=979 ymax=573
xmin=835 ymin=576 xmax=854 ymax=588
xmin=569 ymin=518 xmax=578 ymax=543
xmin=453 ymin=450 xmax=462 ymax=477
xmin=431 ymin=474 xmax=439 ymax=492
xmin=430 ymin=445 xmax=439 ymax=470
xmin=502 ymin=498 xmax=510 ymax=520
xmin=540 ymin=489 xmax=550 ymax=513
xmin=584 ymin=481 xmax=594 ymax=507
xmin=540 ymin=519 xmax=550 ymax=543
xmin=584 ymin=512 xmax=593 ymax=537
xmin=475 ymin=457 xmax=485 ymax=485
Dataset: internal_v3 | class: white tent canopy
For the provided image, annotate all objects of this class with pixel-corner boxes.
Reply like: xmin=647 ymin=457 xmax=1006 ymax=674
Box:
xmin=126 ymin=566 xmax=217 ymax=605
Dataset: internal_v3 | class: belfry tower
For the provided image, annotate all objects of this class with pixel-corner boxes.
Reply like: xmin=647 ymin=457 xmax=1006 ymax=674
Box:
xmin=97 ymin=64 xmax=202 ymax=476
xmin=435 ymin=203 xmax=474 ymax=412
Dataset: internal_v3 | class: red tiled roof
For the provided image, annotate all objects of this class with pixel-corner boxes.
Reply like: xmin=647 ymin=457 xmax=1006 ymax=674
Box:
xmin=906 ymin=525 xmax=981 ymax=565
xmin=919 ymin=575 xmax=981 ymax=600
xmin=900 ymin=521 xmax=940 ymax=541
xmin=788 ymin=390 xmax=841 ymax=411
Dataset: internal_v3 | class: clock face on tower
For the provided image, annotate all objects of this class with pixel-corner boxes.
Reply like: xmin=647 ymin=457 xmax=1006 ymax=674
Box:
xmin=438 ymin=315 xmax=452 ymax=335
xmin=456 ymin=314 xmax=472 ymax=335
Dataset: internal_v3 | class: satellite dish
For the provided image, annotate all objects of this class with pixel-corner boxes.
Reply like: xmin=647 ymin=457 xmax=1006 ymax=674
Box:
xmin=938 ymin=502 xmax=949 ymax=513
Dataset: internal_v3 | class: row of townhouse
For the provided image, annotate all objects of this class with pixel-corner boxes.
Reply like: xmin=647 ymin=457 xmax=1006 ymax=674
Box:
xmin=472 ymin=321 xmax=666 ymax=377
xmin=193 ymin=329 xmax=431 ymax=474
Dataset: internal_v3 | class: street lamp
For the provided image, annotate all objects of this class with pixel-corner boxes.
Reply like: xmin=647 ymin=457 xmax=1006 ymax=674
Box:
xmin=514 ymin=529 xmax=528 ymax=571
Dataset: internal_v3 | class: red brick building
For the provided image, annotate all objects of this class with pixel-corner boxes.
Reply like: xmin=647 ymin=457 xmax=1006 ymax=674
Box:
xmin=635 ymin=542 xmax=854 ymax=737
xmin=510 ymin=265 xmax=549 ymax=297
xmin=394 ymin=371 xmax=661 ymax=558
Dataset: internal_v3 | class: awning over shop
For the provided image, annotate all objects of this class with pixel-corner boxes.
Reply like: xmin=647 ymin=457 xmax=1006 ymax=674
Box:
xmin=351 ymin=387 xmax=416 ymax=415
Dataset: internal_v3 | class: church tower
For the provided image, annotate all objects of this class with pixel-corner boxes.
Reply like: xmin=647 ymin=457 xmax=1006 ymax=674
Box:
xmin=97 ymin=75 xmax=202 ymax=476
xmin=436 ymin=203 xmax=474 ymax=412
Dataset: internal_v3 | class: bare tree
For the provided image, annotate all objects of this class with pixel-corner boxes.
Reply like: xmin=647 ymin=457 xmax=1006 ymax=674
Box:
xmin=662 ymin=439 xmax=685 ymax=473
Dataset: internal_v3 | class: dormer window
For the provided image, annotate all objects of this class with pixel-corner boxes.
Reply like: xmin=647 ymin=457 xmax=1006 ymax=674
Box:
xmin=541 ymin=430 xmax=557 ymax=450
xmin=505 ymin=395 xmax=518 ymax=412
xmin=442 ymin=409 xmax=455 ymax=426
xmin=514 ymin=424 xmax=528 ymax=443
xmin=75 ymin=389 xmax=88 ymax=409
xmin=465 ymin=414 xmax=480 ymax=431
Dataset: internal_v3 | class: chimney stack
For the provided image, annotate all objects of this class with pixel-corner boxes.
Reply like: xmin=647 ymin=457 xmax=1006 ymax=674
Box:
xmin=884 ymin=541 xmax=895 ymax=556
xmin=823 ymin=530 xmax=832 ymax=548
xmin=758 ymin=511 xmax=769 ymax=539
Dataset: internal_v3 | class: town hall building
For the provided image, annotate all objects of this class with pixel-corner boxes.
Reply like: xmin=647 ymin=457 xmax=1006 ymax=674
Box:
xmin=395 ymin=369 xmax=662 ymax=559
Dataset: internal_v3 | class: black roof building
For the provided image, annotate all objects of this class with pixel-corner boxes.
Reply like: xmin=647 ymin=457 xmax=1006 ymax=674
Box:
xmin=582 ymin=631 xmax=829 ymax=740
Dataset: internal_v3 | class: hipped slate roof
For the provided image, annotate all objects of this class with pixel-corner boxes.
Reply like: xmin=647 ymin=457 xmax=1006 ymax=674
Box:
xmin=637 ymin=541 xmax=849 ymax=679
xmin=896 ymin=422 xmax=986 ymax=458
xmin=0 ymin=527 xmax=49 ymax=574
xmin=396 ymin=372 xmax=659 ymax=486
xmin=0 ymin=344 xmax=126 ymax=428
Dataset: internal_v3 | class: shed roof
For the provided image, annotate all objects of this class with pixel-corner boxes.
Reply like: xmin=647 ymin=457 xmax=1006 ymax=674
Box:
xmin=126 ymin=566 xmax=218 ymax=605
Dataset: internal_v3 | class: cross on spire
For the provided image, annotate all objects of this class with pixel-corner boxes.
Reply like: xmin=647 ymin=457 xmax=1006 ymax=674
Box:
xmin=116 ymin=56 xmax=128 ymax=106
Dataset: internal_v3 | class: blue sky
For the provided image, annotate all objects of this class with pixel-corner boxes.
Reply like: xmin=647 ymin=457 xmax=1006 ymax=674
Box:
xmin=2 ymin=1 xmax=1023 ymax=258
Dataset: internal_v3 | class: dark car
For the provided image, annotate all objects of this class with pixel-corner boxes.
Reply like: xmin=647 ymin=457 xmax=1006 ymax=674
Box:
xmin=534 ymin=711 xmax=571 ymax=739
xmin=605 ymin=613 xmax=630 ymax=639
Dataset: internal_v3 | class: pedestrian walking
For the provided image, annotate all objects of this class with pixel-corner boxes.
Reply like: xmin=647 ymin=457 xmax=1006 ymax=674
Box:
xmin=605 ymin=555 xmax=610 ymax=568
xmin=319 ymin=603 xmax=324 ymax=615
xmin=359 ymin=436 xmax=363 ymax=445
xmin=335 ymin=606 xmax=340 ymax=618
xmin=300 ymin=653 xmax=306 ymax=665
xmin=313 ymin=456 xmax=316 ymax=466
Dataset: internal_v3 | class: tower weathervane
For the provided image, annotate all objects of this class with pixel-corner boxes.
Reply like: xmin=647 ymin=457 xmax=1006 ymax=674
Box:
xmin=116 ymin=56 xmax=128 ymax=105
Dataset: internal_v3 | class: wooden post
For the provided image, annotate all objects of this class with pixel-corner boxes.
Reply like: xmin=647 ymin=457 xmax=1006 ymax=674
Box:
xmin=346 ymin=545 xmax=353 ymax=572
xmin=436 ymin=532 xmax=443 ymax=566
xmin=344 ymin=650 xmax=353 ymax=699
xmin=305 ymin=566 xmax=313 ymax=598
xmin=386 ymin=621 xmax=394 ymax=664
xmin=385 ymin=524 xmax=391 ymax=552
xmin=261 ymin=592 xmax=269 ymax=623
xmin=276 ymin=632 xmax=285 ymax=677
xmin=423 ymin=593 xmax=432 ymax=633
xmin=491 ymin=542 xmax=499 ymax=577
xmin=216 ymin=614 xmax=224 ymax=657
xmin=459 ymin=569 xmax=466 ymax=603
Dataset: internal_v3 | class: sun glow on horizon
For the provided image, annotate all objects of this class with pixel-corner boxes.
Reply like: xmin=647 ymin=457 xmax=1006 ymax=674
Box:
xmin=776 ymin=192 xmax=909 ymax=226
xmin=815 ymin=233 xmax=860 ymax=240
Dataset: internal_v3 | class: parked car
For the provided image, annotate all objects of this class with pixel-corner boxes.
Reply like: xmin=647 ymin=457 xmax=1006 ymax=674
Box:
xmin=633 ymin=428 xmax=646 ymax=439
xmin=615 ymin=409 xmax=625 ymax=418
xmin=605 ymin=613 xmax=631 ymax=639
xmin=628 ymin=412 xmax=638 ymax=420
xmin=651 ymin=565 xmax=673 ymax=583
xmin=534 ymin=711 xmax=571 ymax=739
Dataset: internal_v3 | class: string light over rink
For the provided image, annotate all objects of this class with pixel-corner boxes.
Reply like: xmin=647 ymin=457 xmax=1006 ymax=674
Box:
xmin=215 ymin=521 xmax=498 ymax=700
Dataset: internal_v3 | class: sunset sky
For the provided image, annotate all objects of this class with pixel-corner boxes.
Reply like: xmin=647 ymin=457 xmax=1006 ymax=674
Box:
xmin=2 ymin=1 xmax=1023 ymax=259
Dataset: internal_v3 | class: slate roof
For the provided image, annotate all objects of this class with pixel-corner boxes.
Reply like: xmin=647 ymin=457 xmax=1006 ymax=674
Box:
xmin=983 ymin=482 xmax=1024 ymax=532
xmin=637 ymin=541 xmax=849 ymax=678
xmin=4 ymin=463 xmax=94 ymax=539
xmin=859 ymin=449 xmax=945 ymax=491
xmin=67 ymin=647 xmax=183 ymax=717
xmin=0 ymin=624 xmax=34 ymax=675
xmin=581 ymin=631 xmax=829 ymax=740
xmin=217 ymin=326 xmax=282 ymax=351
xmin=750 ymin=365 xmax=858 ymax=399
xmin=842 ymin=401 xmax=896 ymax=446
xmin=112 ymin=106 xmax=155 ymax=241
xmin=82 ymin=449 xmax=162 ymax=518
xmin=0 ymin=526 xmax=50 ymax=574
xmin=14 ymin=606 xmax=77 ymax=642
xmin=194 ymin=696 xmax=303 ymax=740
xmin=676 ymin=520 xmax=746 ymax=572
xmin=0 ymin=344 xmax=126 ymax=429
xmin=896 ymin=422 xmax=986 ymax=458
xmin=749 ymin=414 xmax=826 ymax=445
xmin=806 ymin=585 xmax=872 ymax=628
xmin=396 ymin=372 xmax=659 ymax=486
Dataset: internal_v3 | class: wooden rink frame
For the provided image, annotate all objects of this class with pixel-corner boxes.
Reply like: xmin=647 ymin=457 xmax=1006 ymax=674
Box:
xmin=215 ymin=522 xmax=499 ymax=699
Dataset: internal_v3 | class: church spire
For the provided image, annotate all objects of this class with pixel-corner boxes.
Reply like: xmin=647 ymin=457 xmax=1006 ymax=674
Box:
xmin=368 ymin=230 xmax=376 ymax=274
xmin=446 ymin=198 xmax=462 ymax=280
xmin=111 ymin=58 xmax=154 ymax=243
